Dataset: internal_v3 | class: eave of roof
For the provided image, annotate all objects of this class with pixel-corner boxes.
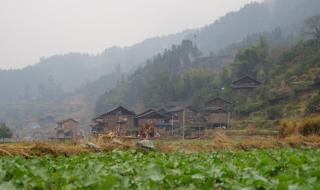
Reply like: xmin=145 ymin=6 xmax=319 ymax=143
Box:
xmin=135 ymin=109 xmax=154 ymax=118
xmin=135 ymin=110 xmax=167 ymax=119
xmin=205 ymin=97 xmax=233 ymax=105
xmin=231 ymin=85 xmax=259 ymax=89
xmin=232 ymin=76 xmax=261 ymax=85
xmin=57 ymin=118 xmax=79 ymax=125
xmin=94 ymin=106 xmax=135 ymax=120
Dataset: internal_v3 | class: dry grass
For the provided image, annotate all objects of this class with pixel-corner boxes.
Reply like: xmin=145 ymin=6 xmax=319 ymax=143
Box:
xmin=0 ymin=140 xmax=134 ymax=156
xmin=279 ymin=116 xmax=320 ymax=137
xmin=1 ymin=129 xmax=320 ymax=156
xmin=157 ymin=127 xmax=320 ymax=153
xmin=211 ymin=129 xmax=233 ymax=149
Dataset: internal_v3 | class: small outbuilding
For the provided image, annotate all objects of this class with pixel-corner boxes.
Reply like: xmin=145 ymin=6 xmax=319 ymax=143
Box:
xmin=56 ymin=118 xmax=81 ymax=140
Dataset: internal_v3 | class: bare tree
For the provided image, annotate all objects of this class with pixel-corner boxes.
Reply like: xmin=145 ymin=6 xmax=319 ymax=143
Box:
xmin=305 ymin=15 xmax=320 ymax=42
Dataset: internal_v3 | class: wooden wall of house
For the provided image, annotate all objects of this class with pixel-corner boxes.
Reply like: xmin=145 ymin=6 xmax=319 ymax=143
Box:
xmin=59 ymin=120 xmax=79 ymax=139
xmin=173 ymin=109 xmax=197 ymax=128
xmin=233 ymin=88 xmax=257 ymax=98
xmin=138 ymin=118 xmax=165 ymax=127
xmin=207 ymin=113 xmax=229 ymax=124
xmin=101 ymin=115 xmax=135 ymax=134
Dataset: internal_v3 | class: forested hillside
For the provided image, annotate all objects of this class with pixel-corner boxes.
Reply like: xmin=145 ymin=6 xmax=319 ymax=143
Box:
xmin=230 ymin=39 xmax=320 ymax=120
xmin=96 ymin=16 xmax=320 ymax=121
xmin=95 ymin=40 xmax=204 ymax=114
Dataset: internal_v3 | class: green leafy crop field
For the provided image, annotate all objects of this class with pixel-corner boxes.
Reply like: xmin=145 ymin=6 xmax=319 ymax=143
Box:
xmin=0 ymin=149 xmax=320 ymax=190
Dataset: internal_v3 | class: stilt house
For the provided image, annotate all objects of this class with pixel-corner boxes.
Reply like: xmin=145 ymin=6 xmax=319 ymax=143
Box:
xmin=92 ymin=106 xmax=135 ymax=135
xmin=168 ymin=106 xmax=198 ymax=129
xmin=205 ymin=97 xmax=233 ymax=128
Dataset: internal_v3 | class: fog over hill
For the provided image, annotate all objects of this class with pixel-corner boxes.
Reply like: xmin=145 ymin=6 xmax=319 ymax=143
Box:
xmin=0 ymin=0 xmax=320 ymax=132
xmin=1 ymin=0 xmax=319 ymax=101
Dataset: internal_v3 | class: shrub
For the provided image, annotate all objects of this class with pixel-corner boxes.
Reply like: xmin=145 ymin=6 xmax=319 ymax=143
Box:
xmin=268 ymin=87 xmax=294 ymax=105
xmin=237 ymin=100 xmax=264 ymax=117
xmin=291 ymin=81 xmax=314 ymax=92
xmin=279 ymin=116 xmax=320 ymax=137
xmin=306 ymin=93 xmax=320 ymax=114
xmin=267 ymin=106 xmax=283 ymax=120
xmin=279 ymin=119 xmax=299 ymax=137
xmin=0 ymin=123 xmax=12 ymax=141
xmin=298 ymin=117 xmax=320 ymax=136
xmin=314 ymin=76 xmax=320 ymax=86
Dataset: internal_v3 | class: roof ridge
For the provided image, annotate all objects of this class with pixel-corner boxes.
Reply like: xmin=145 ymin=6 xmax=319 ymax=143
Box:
xmin=232 ymin=75 xmax=261 ymax=84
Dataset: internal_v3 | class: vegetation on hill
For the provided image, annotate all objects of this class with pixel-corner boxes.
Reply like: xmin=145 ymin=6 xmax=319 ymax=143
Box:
xmin=96 ymin=16 xmax=320 ymax=122
xmin=95 ymin=40 xmax=207 ymax=114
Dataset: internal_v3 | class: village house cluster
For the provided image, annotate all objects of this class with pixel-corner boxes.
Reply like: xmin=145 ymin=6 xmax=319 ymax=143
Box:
xmin=55 ymin=76 xmax=261 ymax=139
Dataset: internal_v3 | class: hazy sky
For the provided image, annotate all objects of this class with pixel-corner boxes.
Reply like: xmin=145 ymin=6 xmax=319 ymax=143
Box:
xmin=0 ymin=0 xmax=262 ymax=69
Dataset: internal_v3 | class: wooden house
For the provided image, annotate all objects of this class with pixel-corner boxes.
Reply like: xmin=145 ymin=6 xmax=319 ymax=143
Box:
xmin=168 ymin=106 xmax=198 ymax=129
xmin=158 ymin=108 xmax=174 ymax=123
xmin=136 ymin=109 xmax=169 ymax=128
xmin=135 ymin=109 xmax=170 ymax=138
xmin=92 ymin=106 xmax=135 ymax=135
xmin=56 ymin=118 xmax=81 ymax=139
xmin=232 ymin=76 xmax=261 ymax=90
xmin=205 ymin=97 xmax=233 ymax=128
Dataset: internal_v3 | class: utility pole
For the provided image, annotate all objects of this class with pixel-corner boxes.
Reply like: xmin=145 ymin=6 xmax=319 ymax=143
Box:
xmin=171 ymin=115 xmax=174 ymax=136
xmin=182 ymin=109 xmax=185 ymax=140
xmin=227 ymin=112 xmax=230 ymax=128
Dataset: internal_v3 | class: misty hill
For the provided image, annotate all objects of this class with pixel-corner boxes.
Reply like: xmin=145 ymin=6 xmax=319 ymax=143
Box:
xmin=1 ymin=0 xmax=320 ymax=104
xmin=1 ymin=0 xmax=320 ymax=135
xmin=84 ymin=0 xmax=320 ymax=101
xmin=0 ymin=33 xmax=191 ymax=103
xmin=196 ymin=0 xmax=320 ymax=54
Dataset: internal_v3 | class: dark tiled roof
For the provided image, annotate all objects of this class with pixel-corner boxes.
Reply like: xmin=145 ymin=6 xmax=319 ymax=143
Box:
xmin=205 ymin=97 xmax=233 ymax=105
xmin=95 ymin=106 xmax=135 ymax=120
xmin=232 ymin=76 xmax=261 ymax=86
xmin=57 ymin=118 xmax=79 ymax=125
xmin=168 ymin=105 xmax=197 ymax=113
xmin=135 ymin=109 xmax=154 ymax=118
xmin=136 ymin=109 xmax=167 ymax=119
